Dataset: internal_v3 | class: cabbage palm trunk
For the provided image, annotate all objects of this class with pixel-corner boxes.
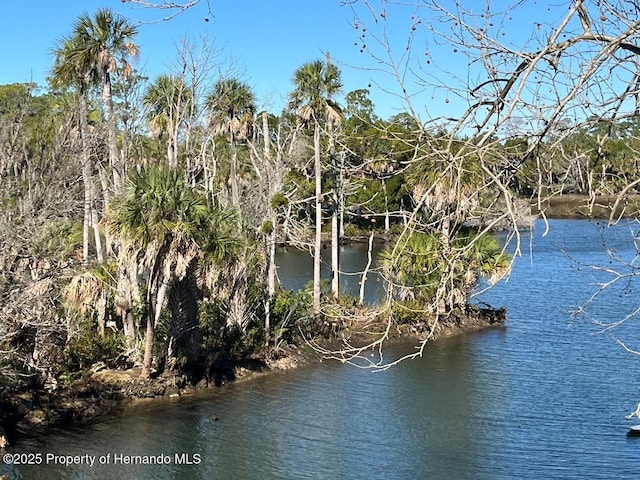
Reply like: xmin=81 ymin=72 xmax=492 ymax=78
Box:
xmin=289 ymin=59 xmax=342 ymax=314
xmin=206 ymin=78 xmax=256 ymax=207
xmin=108 ymin=165 xmax=241 ymax=377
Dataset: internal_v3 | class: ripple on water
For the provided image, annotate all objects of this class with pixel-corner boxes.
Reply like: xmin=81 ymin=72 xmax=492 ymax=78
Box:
xmin=9 ymin=219 xmax=640 ymax=480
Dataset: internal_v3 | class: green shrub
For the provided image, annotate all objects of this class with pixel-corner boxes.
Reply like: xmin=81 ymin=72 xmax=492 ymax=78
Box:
xmin=270 ymin=288 xmax=311 ymax=344
xmin=65 ymin=330 xmax=125 ymax=371
xmin=32 ymin=219 xmax=83 ymax=260
xmin=380 ymin=229 xmax=510 ymax=309
xmin=270 ymin=192 xmax=289 ymax=209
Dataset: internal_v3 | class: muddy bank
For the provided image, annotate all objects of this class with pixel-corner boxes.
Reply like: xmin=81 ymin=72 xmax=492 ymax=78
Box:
xmin=333 ymin=304 xmax=507 ymax=348
xmin=531 ymin=193 xmax=640 ymax=219
xmin=0 ymin=349 xmax=308 ymax=447
xmin=407 ymin=304 xmax=507 ymax=339
xmin=0 ymin=305 xmax=505 ymax=447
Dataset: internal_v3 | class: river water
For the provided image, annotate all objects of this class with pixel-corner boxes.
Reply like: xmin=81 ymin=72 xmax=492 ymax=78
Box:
xmin=4 ymin=219 xmax=640 ymax=479
xmin=274 ymin=240 xmax=386 ymax=304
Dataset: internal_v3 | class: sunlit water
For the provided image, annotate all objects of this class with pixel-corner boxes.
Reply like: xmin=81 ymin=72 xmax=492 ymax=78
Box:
xmin=4 ymin=219 xmax=640 ymax=479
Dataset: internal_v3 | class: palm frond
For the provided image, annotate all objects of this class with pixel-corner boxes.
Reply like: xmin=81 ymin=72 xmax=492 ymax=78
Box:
xmin=289 ymin=59 xmax=343 ymax=124
xmin=205 ymin=77 xmax=256 ymax=139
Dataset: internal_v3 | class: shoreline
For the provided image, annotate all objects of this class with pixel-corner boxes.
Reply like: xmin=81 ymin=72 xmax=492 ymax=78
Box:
xmin=1 ymin=197 xmax=625 ymax=448
xmin=530 ymin=193 xmax=640 ymax=219
xmin=0 ymin=304 xmax=505 ymax=448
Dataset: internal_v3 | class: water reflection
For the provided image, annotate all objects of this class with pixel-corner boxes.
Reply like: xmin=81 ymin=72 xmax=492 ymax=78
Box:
xmin=275 ymin=242 xmax=385 ymax=305
xmin=8 ymin=219 xmax=640 ymax=479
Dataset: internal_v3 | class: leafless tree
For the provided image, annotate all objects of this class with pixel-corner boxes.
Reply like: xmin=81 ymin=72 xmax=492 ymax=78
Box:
xmin=120 ymin=0 xmax=213 ymax=23
xmin=0 ymin=93 xmax=83 ymax=387
xmin=327 ymin=0 xmax=640 ymax=367
xmin=243 ymin=112 xmax=306 ymax=340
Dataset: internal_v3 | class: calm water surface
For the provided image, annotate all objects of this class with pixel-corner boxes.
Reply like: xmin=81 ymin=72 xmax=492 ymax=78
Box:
xmin=5 ymin=219 xmax=640 ymax=479
xmin=274 ymin=241 xmax=386 ymax=304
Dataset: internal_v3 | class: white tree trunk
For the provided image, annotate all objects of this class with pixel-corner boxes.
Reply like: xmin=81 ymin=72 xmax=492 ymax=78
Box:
xmin=230 ymin=133 xmax=239 ymax=206
xmin=142 ymin=271 xmax=170 ymax=378
xmin=263 ymin=111 xmax=275 ymax=341
xmin=78 ymin=92 xmax=92 ymax=266
xmin=91 ymin=206 xmax=104 ymax=264
xmin=168 ymin=121 xmax=179 ymax=168
xmin=331 ymin=202 xmax=339 ymax=298
xmin=330 ymin=123 xmax=339 ymax=299
xmin=313 ymin=122 xmax=322 ymax=315
xmin=383 ymin=178 xmax=390 ymax=231
xmin=103 ymin=73 xmax=123 ymax=192
xmin=82 ymin=181 xmax=91 ymax=266
xmin=359 ymin=232 xmax=374 ymax=305
xmin=265 ymin=231 xmax=276 ymax=342
xmin=97 ymin=166 xmax=114 ymax=257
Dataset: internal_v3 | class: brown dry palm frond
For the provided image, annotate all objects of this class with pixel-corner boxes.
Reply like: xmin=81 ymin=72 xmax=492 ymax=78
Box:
xmin=297 ymin=105 xmax=315 ymax=123
xmin=63 ymin=271 xmax=110 ymax=336
xmin=115 ymin=241 xmax=142 ymax=312
xmin=325 ymin=102 xmax=342 ymax=125
xmin=63 ymin=271 xmax=104 ymax=314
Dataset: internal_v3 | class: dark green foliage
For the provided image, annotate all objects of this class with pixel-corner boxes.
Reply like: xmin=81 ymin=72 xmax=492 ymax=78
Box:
xmin=197 ymin=279 xmax=268 ymax=357
xmin=285 ymin=169 xmax=314 ymax=200
xmin=260 ymin=220 xmax=274 ymax=235
xmin=270 ymin=192 xmax=289 ymax=209
xmin=109 ymin=164 xmax=243 ymax=260
xmin=198 ymin=301 xmax=227 ymax=345
xmin=346 ymin=175 xmax=408 ymax=227
xmin=390 ymin=299 xmax=430 ymax=325
xmin=198 ymin=300 xmax=256 ymax=357
xmin=110 ymin=165 xmax=204 ymax=246
xmin=32 ymin=220 xmax=83 ymax=260
xmin=381 ymin=230 xmax=510 ymax=307
xmin=65 ymin=330 xmax=125 ymax=372
xmin=270 ymin=289 xmax=312 ymax=345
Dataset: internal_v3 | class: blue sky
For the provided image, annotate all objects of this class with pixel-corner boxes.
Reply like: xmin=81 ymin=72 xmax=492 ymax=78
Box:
xmin=1 ymin=1 xmax=601 ymax=125
xmin=1 ymin=1 xmax=405 ymax=118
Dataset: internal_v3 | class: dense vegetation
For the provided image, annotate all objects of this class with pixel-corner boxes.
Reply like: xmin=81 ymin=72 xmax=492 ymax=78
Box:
xmin=1 ymin=5 xmax=639 ymax=404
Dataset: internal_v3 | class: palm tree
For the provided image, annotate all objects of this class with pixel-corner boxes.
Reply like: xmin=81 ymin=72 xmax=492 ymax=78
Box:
xmin=381 ymin=230 xmax=509 ymax=311
xmin=288 ymin=59 xmax=342 ymax=314
xmin=71 ymin=8 xmax=138 ymax=191
xmin=205 ymin=78 xmax=256 ymax=206
xmin=51 ymin=36 xmax=99 ymax=265
xmin=143 ymin=74 xmax=193 ymax=167
xmin=108 ymin=165 xmax=241 ymax=377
